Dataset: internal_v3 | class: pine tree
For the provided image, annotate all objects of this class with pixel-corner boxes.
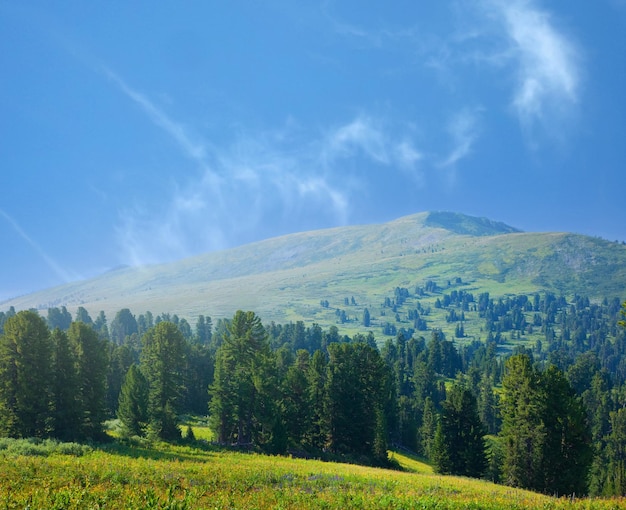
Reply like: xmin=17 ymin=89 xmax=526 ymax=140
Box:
xmin=282 ymin=350 xmax=311 ymax=448
xmin=209 ymin=344 xmax=237 ymax=444
xmin=305 ymin=349 xmax=328 ymax=450
xmin=324 ymin=342 xmax=391 ymax=461
xmin=501 ymin=354 xmax=546 ymax=490
xmin=117 ymin=364 xmax=149 ymax=437
xmin=110 ymin=309 xmax=138 ymax=345
xmin=141 ymin=321 xmax=186 ymax=440
xmin=501 ymin=355 xmax=592 ymax=495
xmin=209 ymin=311 xmax=271 ymax=446
xmin=539 ymin=365 xmax=592 ymax=495
xmin=363 ymin=308 xmax=371 ymax=327
xmin=50 ymin=328 xmax=80 ymax=441
xmin=0 ymin=311 xmax=52 ymax=438
xmin=477 ymin=373 xmax=499 ymax=434
xmin=432 ymin=383 xmax=486 ymax=478
xmin=605 ymin=408 xmax=626 ymax=496
xmin=68 ymin=322 xmax=109 ymax=441
xmin=420 ymin=396 xmax=438 ymax=459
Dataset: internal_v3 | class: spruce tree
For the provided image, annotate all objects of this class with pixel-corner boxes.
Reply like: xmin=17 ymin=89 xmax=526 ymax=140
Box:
xmin=305 ymin=349 xmax=328 ymax=450
xmin=501 ymin=355 xmax=592 ymax=495
xmin=117 ymin=364 xmax=149 ymax=437
xmin=501 ymin=354 xmax=546 ymax=490
xmin=50 ymin=328 xmax=80 ymax=441
xmin=432 ymin=383 xmax=486 ymax=478
xmin=141 ymin=321 xmax=186 ymax=440
xmin=539 ymin=365 xmax=592 ymax=495
xmin=0 ymin=311 xmax=52 ymax=438
xmin=209 ymin=311 xmax=271 ymax=445
xmin=68 ymin=321 xmax=109 ymax=441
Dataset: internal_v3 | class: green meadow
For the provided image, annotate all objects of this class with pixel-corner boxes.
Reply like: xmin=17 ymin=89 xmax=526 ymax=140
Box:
xmin=0 ymin=434 xmax=624 ymax=509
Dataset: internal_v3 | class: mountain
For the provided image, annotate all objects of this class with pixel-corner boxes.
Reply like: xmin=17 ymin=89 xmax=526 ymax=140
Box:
xmin=2 ymin=212 xmax=625 ymax=329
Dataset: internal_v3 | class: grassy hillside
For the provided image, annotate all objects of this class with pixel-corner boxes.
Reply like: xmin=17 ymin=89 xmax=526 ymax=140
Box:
xmin=2 ymin=212 xmax=625 ymax=334
xmin=0 ymin=437 xmax=622 ymax=509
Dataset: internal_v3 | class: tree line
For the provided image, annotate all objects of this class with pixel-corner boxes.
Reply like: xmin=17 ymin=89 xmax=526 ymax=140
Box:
xmin=0 ymin=296 xmax=626 ymax=495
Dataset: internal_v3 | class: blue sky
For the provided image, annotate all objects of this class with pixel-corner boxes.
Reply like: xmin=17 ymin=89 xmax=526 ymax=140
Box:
xmin=1 ymin=1 xmax=625 ymax=301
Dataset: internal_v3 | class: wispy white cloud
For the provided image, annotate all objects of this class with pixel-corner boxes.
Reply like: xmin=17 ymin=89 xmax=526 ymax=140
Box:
xmin=439 ymin=108 xmax=482 ymax=169
xmin=106 ymin=72 xmax=427 ymax=266
xmin=324 ymin=116 xmax=389 ymax=165
xmin=102 ymin=67 xmax=209 ymax=163
xmin=0 ymin=208 xmax=74 ymax=283
xmin=106 ymin=70 xmax=369 ymax=265
xmin=322 ymin=2 xmax=419 ymax=49
xmin=323 ymin=115 xmax=424 ymax=178
xmin=482 ymin=0 xmax=581 ymax=133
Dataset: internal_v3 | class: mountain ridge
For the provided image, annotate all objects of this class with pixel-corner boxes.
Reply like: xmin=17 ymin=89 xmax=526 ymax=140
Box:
xmin=2 ymin=211 xmax=625 ymax=327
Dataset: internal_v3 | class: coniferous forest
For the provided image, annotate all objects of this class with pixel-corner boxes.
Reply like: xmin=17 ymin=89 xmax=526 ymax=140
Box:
xmin=1 ymin=291 xmax=626 ymax=497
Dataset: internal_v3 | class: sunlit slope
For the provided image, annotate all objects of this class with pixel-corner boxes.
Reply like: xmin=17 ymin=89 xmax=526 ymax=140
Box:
xmin=1 ymin=441 xmax=621 ymax=509
xmin=3 ymin=211 xmax=625 ymax=323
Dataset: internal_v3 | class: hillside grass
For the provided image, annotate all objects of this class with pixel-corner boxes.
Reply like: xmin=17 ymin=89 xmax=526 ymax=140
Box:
xmin=0 ymin=438 xmax=624 ymax=509
xmin=4 ymin=213 xmax=625 ymax=337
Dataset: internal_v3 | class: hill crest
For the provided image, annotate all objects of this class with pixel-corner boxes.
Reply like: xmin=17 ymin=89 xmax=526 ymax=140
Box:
xmin=2 ymin=211 xmax=624 ymax=327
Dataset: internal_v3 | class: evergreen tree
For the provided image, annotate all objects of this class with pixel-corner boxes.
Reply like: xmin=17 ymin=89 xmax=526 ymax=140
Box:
xmin=50 ymin=328 xmax=80 ymax=441
xmin=74 ymin=306 xmax=93 ymax=325
xmin=47 ymin=306 xmax=72 ymax=331
xmin=183 ymin=342 xmax=213 ymax=415
xmin=209 ymin=311 xmax=271 ymax=445
xmin=209 ymin=345 xmax=237 ymax=444
xmin=325 ymin=342 xmax=391 ymax=462
xmin=501 ymin=354 xmax=592 ymax=495
xmin=0 ymin=311 xmax=52 ymax=438
xmin=432 ymin=383 xmax=486 ymax=478
xmin=539 ymin=365 xmax=593 ymax=495
xmin=93 ymin=311 xmax=110 ymax=341
xmin=141 ymin=321 xmax=186 ymax=440
xmin=282 ymin=350 xmax=311 ymax=448
xmin=195 ymin=315 xmax=212 ymax=345
xmin=501 ymin=354 xmax=546 ymax=491
xmin=363 ymin=308 xmax=371 ymax=327
xmin=106 ymin=344 xmax=135 ymax=416
xmin=420 ymin=396 xmax=438 ymax=459
xmin=605 ymin=407 xmax=626 ymax=496
xmin=110 ymin=308 xmax=138 ymax=345
xmin=117 ymin=364 xmax=149 ymax=437
xmin=477 ymin=373 xmax=499 ymax=434
xmin=305 ymin=349 xmax=328 ymax=450
xmin=68 ymin=321 xmax=109 ymax=441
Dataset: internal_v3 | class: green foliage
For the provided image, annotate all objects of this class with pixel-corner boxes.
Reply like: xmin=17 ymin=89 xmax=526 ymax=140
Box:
xmin=325 ymin=342 xmax=391 ymax=462
xmin=432 ymin=384 xmax=486 ymax=478
xmin=50 ymin=328 xmax=80 ymax=441
xmin=110 ymin=308 xmax=138 ymax=345
xmin=68 ymin=321 xmax=109 ymax=441
xmin=117 ymin=364 xmax=149 ymax=437
xmin=209 ymin=311 xmax=275 ymax=448
xmin=501 ymin=355 xmax=592 ymax=495
xmin=0 ymin=311 xmax=52 ymax=438
xmin=141 ymin=322 xmax=186 ymax=440
xmin=0 ymin=437 xmax=92 ymax=457
xmin=47 ymin=306 xmax=72 ymax=331
xmin=603 ymin=407 xmax=626 ymax=496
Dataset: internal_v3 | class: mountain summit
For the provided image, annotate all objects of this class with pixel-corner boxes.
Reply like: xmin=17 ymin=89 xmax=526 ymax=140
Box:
xmin=2 ymin=212 xmax=624 ymax=326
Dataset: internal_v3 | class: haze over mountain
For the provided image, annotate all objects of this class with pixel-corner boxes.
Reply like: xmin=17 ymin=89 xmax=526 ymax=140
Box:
xmin=1 ymin=2 xmax=625 ymax=301
xmin=3 ymin=212 xmax=625 ymax=327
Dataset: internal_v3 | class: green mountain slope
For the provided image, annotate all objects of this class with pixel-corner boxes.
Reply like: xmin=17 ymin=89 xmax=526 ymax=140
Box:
xmin=3 ymin=212 xmax=625 ymax=328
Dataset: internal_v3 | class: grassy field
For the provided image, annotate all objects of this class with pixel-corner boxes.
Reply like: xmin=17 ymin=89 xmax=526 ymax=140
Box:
xmin=0 ymin=436 xmax=624 ymax=509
